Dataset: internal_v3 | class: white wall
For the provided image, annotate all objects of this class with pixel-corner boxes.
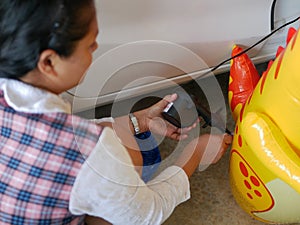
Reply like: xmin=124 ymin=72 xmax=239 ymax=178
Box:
xmin=64 ymin=0 xmax=300 ymax=112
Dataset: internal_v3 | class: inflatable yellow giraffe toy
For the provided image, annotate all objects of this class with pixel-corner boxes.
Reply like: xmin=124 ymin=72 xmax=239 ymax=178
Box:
xmin=228 ymin=27 xmax=300 ymax=224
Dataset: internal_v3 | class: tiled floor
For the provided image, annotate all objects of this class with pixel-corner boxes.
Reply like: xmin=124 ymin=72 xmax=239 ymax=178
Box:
xmin=79 ymin=63 xmax=299 ymax=225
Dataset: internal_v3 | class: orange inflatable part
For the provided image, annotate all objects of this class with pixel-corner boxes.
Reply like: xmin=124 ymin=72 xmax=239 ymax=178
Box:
xmin=228 ymin=27 xmax=300 ymax=224
xmin=228 ymin=45 xmax=260 ymax=121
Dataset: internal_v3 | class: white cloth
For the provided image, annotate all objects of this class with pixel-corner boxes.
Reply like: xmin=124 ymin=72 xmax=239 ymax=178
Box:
xmin=0 ymin=78 xmax=191 ymax=225
xmin=0 ymin=78 xmax=71 ymax=113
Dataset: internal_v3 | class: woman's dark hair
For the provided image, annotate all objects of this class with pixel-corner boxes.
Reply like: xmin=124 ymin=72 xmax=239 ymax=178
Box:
xmin=0 ymin=0 xmax=95 ymax=79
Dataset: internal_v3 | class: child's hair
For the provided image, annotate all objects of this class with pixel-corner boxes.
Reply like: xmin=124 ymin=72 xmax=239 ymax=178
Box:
xmin=0 ymin=0 xmax=95 ymax=79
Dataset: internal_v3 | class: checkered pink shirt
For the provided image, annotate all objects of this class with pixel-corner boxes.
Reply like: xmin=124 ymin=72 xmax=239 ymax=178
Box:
xmin=0 ymin=90 xmax=103 ymax=224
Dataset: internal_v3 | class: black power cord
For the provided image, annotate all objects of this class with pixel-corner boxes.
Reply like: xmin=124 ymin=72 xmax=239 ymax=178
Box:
xmin=67 ymin=15 xmax=300 ymax=98
xmin=271 ymin=0 xmax=277 ymax=31
xmin=208 ymin=16 xmax=300 ymax=75
xmin=167 ymin=12 xmax=300 ymax=131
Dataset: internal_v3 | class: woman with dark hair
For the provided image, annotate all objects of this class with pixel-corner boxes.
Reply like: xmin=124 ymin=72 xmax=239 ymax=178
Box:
xmin=0 ymin=1 xmax=232 ymax=224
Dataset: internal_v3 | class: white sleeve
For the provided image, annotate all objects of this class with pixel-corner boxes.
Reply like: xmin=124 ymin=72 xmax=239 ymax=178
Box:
xmin=69 ymin=127 xmax=190 ymax=225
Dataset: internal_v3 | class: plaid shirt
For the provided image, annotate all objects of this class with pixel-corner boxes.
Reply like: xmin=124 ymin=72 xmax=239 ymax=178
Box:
xmin=0 ymin=90 xmax=102 ymax=224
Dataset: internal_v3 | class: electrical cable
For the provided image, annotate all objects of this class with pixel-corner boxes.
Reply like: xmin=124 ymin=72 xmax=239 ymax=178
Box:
xmin=207 ymin=16 xmax=300 ymax=75
xmin=271 ymin=0 xmax=277 ymax=30
xmin=67 ymin=16 xmax=300 ymax=97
